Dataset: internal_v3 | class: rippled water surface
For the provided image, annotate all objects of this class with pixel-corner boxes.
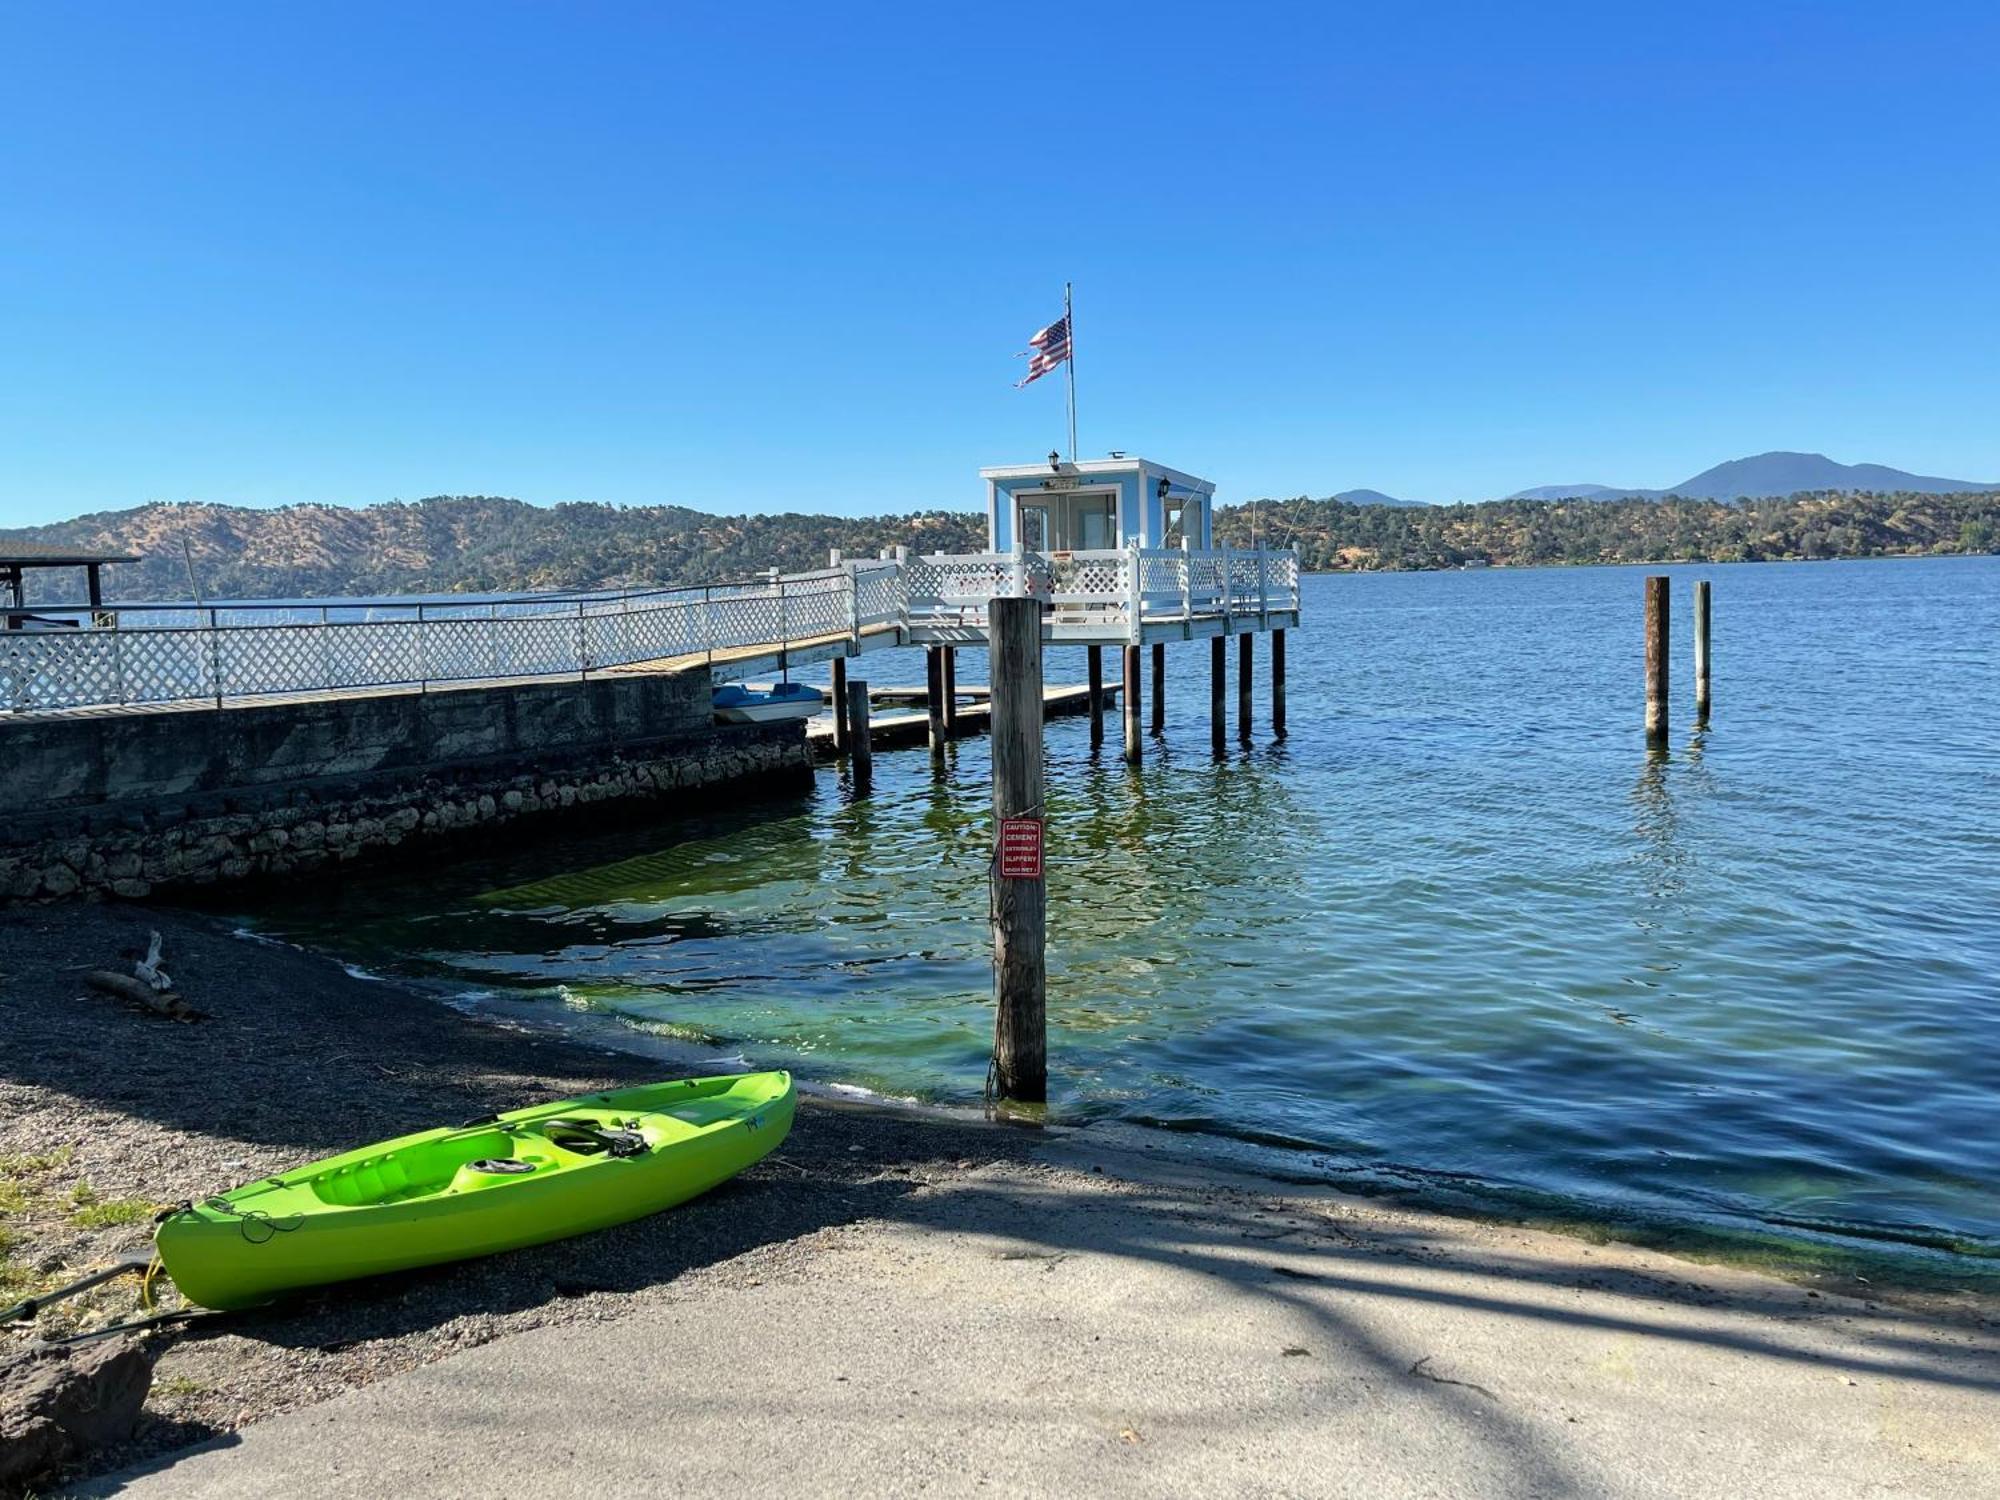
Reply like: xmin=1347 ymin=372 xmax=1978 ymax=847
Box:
xmin=257 ymin=558 xmax=2000 ymax=1276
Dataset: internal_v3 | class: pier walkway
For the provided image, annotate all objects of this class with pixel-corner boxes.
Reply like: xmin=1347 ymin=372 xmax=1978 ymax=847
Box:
xmin=0 ymin=547 xmax=1299 ymax=718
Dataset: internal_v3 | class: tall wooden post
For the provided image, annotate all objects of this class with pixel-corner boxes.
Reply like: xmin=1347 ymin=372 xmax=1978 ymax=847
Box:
xmin=1211 ymin=636 xmax=1226 ymax=753
xmin=941 ymin=647 xmax=959 ymax=738
xmin=1645 ymin=576 xmax=1669 ymax=745
xmin=989 ymin=597 xmax=1046 ymax=1103
xmin=847 ymin=678 xmax=872 ymax=784
xmin=925 ymin=646 xmax=946 ymax=759
xmin=1693 ymin=580 xmax=1711 ymax=725
xmin=1238 ymin=632 xmax=1253 ymax=743
xmin=830 ymin=656 xmax=849 ymax=753
xmin=1271 ymin=629 xmax=1287 ymax=738
xmin=1087 ymin=645 xmax=1105 ymax=747
xmin=1150 ymin=642 xmax=1166 ymax=735
xmin=1122 ymin=644 xmax=1142 ymax=764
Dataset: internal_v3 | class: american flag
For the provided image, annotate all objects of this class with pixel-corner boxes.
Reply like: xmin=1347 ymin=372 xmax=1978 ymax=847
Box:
xmin=1014 ymin=313 xmax=1071 ymax=387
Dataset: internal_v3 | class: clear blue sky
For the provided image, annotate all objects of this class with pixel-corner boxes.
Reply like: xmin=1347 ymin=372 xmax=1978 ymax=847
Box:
xmin=3 ymin=2 xmax=1997 ymax=526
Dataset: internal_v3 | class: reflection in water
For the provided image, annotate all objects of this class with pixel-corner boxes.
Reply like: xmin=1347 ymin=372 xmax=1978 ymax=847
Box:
xmin=1629 ymin=746 xmax=1693 ymax=904
xmin=250 ymin=558 xmax=2000 ymax=1280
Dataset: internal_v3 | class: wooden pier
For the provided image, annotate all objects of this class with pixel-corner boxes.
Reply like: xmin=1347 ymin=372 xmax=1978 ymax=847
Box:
xmin=806 ymin=681 xmax=1118 ymax=760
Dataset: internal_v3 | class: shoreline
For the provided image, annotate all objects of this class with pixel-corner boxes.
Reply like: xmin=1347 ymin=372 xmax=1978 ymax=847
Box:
xmin=237 ymin=913 xmax=2000 ymax=1301
xmin=4 ymin=904 xmax=1997 ymax=1491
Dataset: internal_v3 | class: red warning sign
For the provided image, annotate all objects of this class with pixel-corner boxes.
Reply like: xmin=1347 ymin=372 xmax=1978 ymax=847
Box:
xmin=998 ymin=817 xmax=1044 ymax=880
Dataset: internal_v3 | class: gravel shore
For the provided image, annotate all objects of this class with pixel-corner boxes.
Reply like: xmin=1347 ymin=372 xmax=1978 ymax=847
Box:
xmin=0 ymin=903 xmax=1038 ymax=1487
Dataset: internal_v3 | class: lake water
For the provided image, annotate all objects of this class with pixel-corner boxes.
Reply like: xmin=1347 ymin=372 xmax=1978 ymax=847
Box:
xmin=253 ymin=556 xmax=2000 ymax=1282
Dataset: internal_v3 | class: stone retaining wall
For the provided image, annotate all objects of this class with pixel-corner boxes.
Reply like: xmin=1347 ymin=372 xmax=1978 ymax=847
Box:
xmin=0 ymin=669 xmax=815 ymax=903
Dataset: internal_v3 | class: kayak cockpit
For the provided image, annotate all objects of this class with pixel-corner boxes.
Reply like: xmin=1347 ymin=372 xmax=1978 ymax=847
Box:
xmin=305 ymin=1110 xmax=688 ymax=1208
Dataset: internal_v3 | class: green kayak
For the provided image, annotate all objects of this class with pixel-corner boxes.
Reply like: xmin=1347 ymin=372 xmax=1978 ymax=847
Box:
xmin=156 ymin=1071 xmax=795 ymax=1310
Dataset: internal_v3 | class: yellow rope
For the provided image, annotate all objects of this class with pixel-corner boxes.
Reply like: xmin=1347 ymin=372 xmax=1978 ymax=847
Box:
xmin=140 ymin=1255 xmax=164 ymax=1312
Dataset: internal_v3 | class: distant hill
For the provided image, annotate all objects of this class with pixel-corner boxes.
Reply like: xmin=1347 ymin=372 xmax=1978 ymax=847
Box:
xmin=0 ymin=498 xmax=986 ymax=604
xmin=1216 ymin=489 xmax=2000 ymax=572
xmin=1508 ymin=452 xmax=1997 ymax=503
xmin=1507 ymin=483 xmax=1629 ymax=501
xmin=7 ymin=479 xmax=1998 ymax=601
xmin=1333 ymin=488 xmax=1425 ymax=508
xmin=1669 ymin=451 xmax=1998 ymax=500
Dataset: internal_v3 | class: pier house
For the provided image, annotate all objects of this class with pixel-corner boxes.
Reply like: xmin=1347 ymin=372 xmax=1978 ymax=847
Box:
xmin=983 ymin=456 xmax=1216 ymax=554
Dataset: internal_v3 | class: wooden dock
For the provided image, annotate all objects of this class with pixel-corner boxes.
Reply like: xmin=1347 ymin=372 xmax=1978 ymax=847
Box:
xmin=806 ymin=682 xmax=1117 ymax=761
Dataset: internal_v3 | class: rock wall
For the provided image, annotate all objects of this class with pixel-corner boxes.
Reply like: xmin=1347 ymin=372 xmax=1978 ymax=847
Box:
xmin=0 ymin=669 xmax=814 ymax=903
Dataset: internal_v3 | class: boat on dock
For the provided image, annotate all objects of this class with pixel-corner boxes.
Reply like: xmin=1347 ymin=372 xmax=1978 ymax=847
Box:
xmin=712 ymin=681 xmax=824 ymax=724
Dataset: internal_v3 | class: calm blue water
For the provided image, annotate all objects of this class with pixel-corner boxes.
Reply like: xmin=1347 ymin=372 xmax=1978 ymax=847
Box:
xmin=257 ymin=557 xmax=2000 ymax=1276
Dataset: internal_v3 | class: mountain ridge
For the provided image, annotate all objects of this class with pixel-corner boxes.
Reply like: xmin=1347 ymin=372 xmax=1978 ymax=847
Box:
xmin=1506 ymin=451 xmax=1996 ymax=503
xmin=5 ymin=465 xmax=1997 ymax=599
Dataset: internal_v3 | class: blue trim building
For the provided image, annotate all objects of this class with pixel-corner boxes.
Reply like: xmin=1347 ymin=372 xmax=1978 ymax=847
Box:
xmin=979 ymin=457 xmax=1217 ymax=554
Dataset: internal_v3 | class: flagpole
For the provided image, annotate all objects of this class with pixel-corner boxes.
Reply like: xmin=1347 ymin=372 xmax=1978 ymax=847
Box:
xmin=1064 ymin=281 xmax=1077 ymax=462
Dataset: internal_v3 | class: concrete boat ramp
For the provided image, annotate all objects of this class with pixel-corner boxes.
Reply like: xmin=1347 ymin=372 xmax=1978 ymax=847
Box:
xmin=89 ymin=1126 xmax=1999 ymax=1499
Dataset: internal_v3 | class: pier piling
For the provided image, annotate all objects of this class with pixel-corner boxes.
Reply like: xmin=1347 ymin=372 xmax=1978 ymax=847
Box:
xmin=941 ymin=647 xmax=960 ymax=738
xmin=1238 ymin=632 xmax=1253 ymax=743
xmin=988 ymin=596 xmax=1047 ymax=1103
xmin=830 ymin=656 xmax=849 ymax=753
xmin=1122 ymin=645 xmax=1143 ymax=764
xmin=1087 ymin=645 xmax=1105 ymax=748
xmin=1150 ymin=643 xmax=1166 ymax=735
xmin=1693 ymin=580 xmax=1711 ymax=724
xmin=1272 ymin=629 xmax=1287 ymax=739
xmin=925 ymin=647 xmax=946 ymax=759
xmin=847 ymin=677 xmax=873 ymax=784
xmin=1645 ymin=576 xmax=1669 ymax=745
xmin=1211 ymin=637 xmax=1226 ymax=753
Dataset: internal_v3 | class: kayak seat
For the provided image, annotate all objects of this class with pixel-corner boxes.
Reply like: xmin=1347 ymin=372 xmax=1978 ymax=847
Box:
xmin=309 ymin=1129 xmax=523 ymax=1207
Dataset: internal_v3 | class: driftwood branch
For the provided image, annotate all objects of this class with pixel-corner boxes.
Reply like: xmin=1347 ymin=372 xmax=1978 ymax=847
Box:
xmin=82 ymin=970 xmax=207 ymax=1022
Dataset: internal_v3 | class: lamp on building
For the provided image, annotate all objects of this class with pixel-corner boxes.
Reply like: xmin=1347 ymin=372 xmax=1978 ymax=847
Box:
xmin=1048 ymin=451 xmax=1062 ymax=472
xmin=1157 ymin=477 xmax=1172 ymax=501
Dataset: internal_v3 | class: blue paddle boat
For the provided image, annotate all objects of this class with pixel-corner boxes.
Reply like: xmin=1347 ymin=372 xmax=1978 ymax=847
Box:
xmin=712 ymin=681 xmax=825 ymax=725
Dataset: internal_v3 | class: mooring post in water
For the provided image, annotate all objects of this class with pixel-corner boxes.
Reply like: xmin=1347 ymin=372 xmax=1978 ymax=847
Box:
xmin=1150 ymin=642 xmax=1166 ymax=735
xmin=941 ymin=646 xmax=959 ymax=738
xmin=1087 ymin=645 xmax=1105 ymax=747
xmin=1645 ymin=575 xmax=1669 ymax=744
xmin=925 ymin=647 xmax=946 ymax=759
xmin=989 ymin=596 xmax=1047 ymax=1103
xmin=1122 ymin=644 xmax=1143 ymax=764
xmin=1272 ymin=628 xmax=1287 ymax=739
xmin=1693 ymin=580 xmax=1711 ymax=724
xmin=830 ymin=655 xmax=849 ymax=753
xmin=847 ymin=677 xmax=873 ymax=784
xmin=1211 ymin=636 xmax=1226 ymax=753
xmin=1238 ymin=632 xmax=1254 ymax=743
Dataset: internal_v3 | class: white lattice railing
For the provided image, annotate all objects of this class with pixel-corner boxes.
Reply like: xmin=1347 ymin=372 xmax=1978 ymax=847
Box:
xmin=903 ymin=547 xmax=1298 ymax=638
xmin=2 ymin=547 xmax=1298 ymax=713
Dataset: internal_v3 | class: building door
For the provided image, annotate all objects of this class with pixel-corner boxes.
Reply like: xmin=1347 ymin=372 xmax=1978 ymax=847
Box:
xmin=1164 ymin=497 xmax=1203 ymax=548
xmin=1019 ymin=505 xmax=1050 ymax=552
